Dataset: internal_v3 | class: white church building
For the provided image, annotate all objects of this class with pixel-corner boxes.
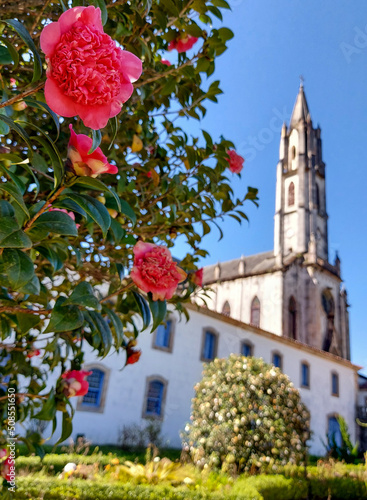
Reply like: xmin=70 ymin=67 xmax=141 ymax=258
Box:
xmin=60 ymin=85 xmax=362 ymax=456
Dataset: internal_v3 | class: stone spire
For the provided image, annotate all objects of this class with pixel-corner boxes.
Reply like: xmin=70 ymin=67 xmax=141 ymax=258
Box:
xmin=289 ymin=81 xmax=310 ymax=129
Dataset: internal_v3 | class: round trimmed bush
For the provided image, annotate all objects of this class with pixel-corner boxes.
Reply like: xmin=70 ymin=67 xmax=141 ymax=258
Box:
xmin=183 ymin=354 xmax=310 ymax=473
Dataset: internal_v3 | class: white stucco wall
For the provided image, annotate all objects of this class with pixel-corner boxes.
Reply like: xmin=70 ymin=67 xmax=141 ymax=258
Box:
xmin=52 ymin=306 xmax=358 ymax=457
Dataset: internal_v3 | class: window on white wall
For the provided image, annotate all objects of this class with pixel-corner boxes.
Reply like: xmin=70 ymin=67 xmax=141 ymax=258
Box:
xmin=78 ymin=366 xmax=109 ymax=413
xmin=331 ymin=372 xmax=339 ymax=397
xmin=143 ymin=377 xmax=167 ymax=419
xmin=328 ymin=415 xmax=342 ymax=448
xmin=288 ymin=182 xmax=295 ymax=206
xmin=250 ymin=296 xmax=260 ymax=328
xmin=201 ymin=330 xmax=218 ymax=362
xmin=301 ymin=362 xmax=310 ymax=388
xmin=153 ymin=319 xmax=174 ymax=352
xmin=272 ymin=352 xmax=283 ymax=370
xmin=241 ymin=341 xmax=253 ymax=357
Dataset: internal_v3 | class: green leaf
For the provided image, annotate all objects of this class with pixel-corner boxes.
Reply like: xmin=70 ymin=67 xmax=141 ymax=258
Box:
xmin=0 ymin=45 xmax=13 ymax=64
xmin=0 ymin=216 xmax=32 ymax=248
xmin=0 ymin=115 xmax=33 ymax=155
xmin=103 ymin=307 xmax=124 ymax=348
xmin=89 ymin=129 xmax=102 ymax=154
xmin=109 ymin=218 xmax=125 ymax=244
xmin=33 ymin=388 xmax=56 ymax=421
xmin=65 ymin=282 xmax=101 ymax=311
xmin=0 ymin=109 xmax=10 ymax=134
xmin=1 ymin=39 xmax=19 ymax=68
xmin=89 ymin=0 xmax=108 ymax=25
xmin=24 ymin=99 xmax=60 ymax=139
xmin=32 ymin=211 xmax=78 ymax=237
xmin=65 ymin=193 xmax=110 ymax=238
xmin=20 ymin=274 xmax=40 ymax=295
xmin=120 ymin=199 xmax=137 ymax=226
xmin=87 ymin=310 xmax=112 ymax=355
xmin=71 ymin=176 xmax=121 ymax=212
xmin=44 ymin=297 xmax=84 ymax=333
xmin=108 ymin=116 xmax=119 ymax=150
xmin=36 ymin=245 xmax=63 ymax=272
xmin=185 ymin=23 xmax=203 ymax=38
xmin=132 ymin=291 xmax=151 ymax=331
xmin=217 ymin=27 xmax=234 ymax=41
xmin=16 ymin=313 xmax=41 ymax=334
xmin=1 ymin=248 xmax=34 ymax=289
xmin=148 ymin=295 xmax=167 ymax=332
xmin=3 ymin=19 xmax=42 ymax=82
xmin=55 ymin=410 xmax=73 ymax=445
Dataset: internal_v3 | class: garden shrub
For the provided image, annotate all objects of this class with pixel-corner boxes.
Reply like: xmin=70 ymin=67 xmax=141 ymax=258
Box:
xmin=183 ymin=355 xmax=310 ymax=473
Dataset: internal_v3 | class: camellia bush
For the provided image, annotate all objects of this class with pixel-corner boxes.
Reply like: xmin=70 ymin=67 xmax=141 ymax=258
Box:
xmin=0 ymin=0 xmax=258 ymax=463
xmin=183 ymin=355 xmax=310 ymax=473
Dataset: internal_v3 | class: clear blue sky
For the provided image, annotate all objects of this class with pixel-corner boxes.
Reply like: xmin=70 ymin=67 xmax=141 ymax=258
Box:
xmin=172 ymin=0 xmax=367 ymax=371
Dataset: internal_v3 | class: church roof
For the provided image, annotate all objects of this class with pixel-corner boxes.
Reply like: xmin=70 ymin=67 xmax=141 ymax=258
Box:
xmin=289 ymin=83 xmax=310 ymax=129
xmin=203 ymin=250 xmax=276 ymax=284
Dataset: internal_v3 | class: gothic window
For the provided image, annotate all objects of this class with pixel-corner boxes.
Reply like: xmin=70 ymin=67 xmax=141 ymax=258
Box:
xmin=250 ymin=296 xmax=260 ymax=327
xmin=201 ymin=330 xmax=218 ymax=362
xmin=241 ymin=341 xmax=253 ymax=357
xmin=222 ymin=301 xmax=231 ymax=317
xmin=288 ymin=296 xmax=297 ymax=339
xmin=328 ymin=416 xmax=342 ymax=448
xmin=322 ymin=290 xmax=335 ymax=352
xmin=331 ymin=372 xmax=339 ymax=397
xmin=143 ymin=377 xmax=167 ymax=419
xmin=301 ymin=362 xmax=310 ymax=388
xmin=272 ymin=351 xmax=283 ymax=370
xmin=315 ymin=183 xmax=320 ymax=212
xmin=288 ymin=182 xmax=295 ymax=207
xmin=153 ymin=318 xmax=174 ymax=352
xmin=78 ymin=366 xmax=110 ymax=413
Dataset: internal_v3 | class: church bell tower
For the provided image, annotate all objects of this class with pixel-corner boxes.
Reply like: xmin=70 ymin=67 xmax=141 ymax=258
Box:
xmin=274 ymin=82 xmax=329 ymax=264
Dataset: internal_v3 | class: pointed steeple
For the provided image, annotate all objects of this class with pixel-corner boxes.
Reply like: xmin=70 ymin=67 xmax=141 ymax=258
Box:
xmin=289 ymin=81 xmax=310 ymax=129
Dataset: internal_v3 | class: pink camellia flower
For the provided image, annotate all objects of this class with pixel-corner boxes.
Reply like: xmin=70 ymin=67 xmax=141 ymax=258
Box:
xmin=130 ymin=241 xmax=187 ymax=301
xmin=40 ymin=6 xmax=142 ymax=130
xmin=227 ymin=150 xmax=245 ymax=174
xmin=61 ymin=370 xmax=92 ymax=398
xmin=0 ymin=451 xmax=11 ymax=482
xmin=26 ymin=349 xmax=41 ymax=358
xmin=67 ymin=124 xmax=118 ymax=177
xmin=160 ymin=59 xmax=171 ymax=66
xmin=192 ymin=268 xmax=203 ymax=287
xmin=168 ymin=34 xmax=198 ymax=53
xmin=10 ymin=78 xmax=16 ymax=86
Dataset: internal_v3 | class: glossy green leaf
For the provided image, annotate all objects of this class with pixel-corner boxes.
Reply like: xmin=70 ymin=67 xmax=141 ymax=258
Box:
xmin=132 ymin=291 xmax=151 ymax=331
xmin=16 ymin=312 xmax=42 ymax=334
xmin=55 ymin=410 xmax=73 ymax=445
xmin=148 ymin=295 xmax=167 ymax=332
xmin=65 ymin=193 xmax=110 ymax=238
xmin=87 ymin=310 xmax=112 ymax=355
xmin=0 ymin=216 xmax=32 ymax=248
xmin=36 ymin=245 xmax=63 ymax=272
xmin=1 ymin=39 xmax=19 ymax=68
xmin=1 ymin=248 xmax=35 ymax=289
xmin=44 ymin=297 xmax=84 ymax=333
xmin=33 ymin=388 xmax=57 ymax=421
xmin=0 ymin=45 xmax=13 ymax=64
xmin=103 ymin=306 xmax=124 ymax=348
xmin=0 ymin=115 xmax=33 ymax=155
xmin=19 ymin=274 xmax=40 ymax=295
xmin=32 ymin=211 xmax=78 ymax=237
xmin=3 ymin=19 xmax=42 ymax=82
xmin=71 ymin=176 xmax=121 ymax=211
xmin=29 ymin=134 xmax=64 ymax=188
xmin=120 ymin=199 xmax=137 ymax=226
xmin=89 ymin=129 xmax=102 ymax=154
xmin=109 ymin=218 xmax=125 ymax=243
xmin=24 ymin=99 xmax=60 ymax=139
xmin=65 ymin=281 xmax=101 ymax=311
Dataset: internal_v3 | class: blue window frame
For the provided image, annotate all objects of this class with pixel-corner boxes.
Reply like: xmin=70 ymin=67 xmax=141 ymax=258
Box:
xmin=328 ymin=416 xmax=342 ymax=448
xmin=272 ymin=353 xmax=282 ymax=369
xmin=301 ymin=363 xmax=310 ymax=388
xmin=154 ymin=320 xmax=172 ymax=349
xmin=146 ymin=380 xmax=164 ymax=417
xmin=82 ymin=369 xmax=104 ymax=408
xmin=242 ymin=342 xmax=253 ymax=357
xmin=202 ymin=331 xmax=217 ymax=361
xmin=331 ymin=372 xmax=339 ymax=396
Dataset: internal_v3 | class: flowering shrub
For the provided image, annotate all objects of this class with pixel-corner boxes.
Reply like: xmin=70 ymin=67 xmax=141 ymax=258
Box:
xmin=183 ymin=355 xmax=310 ymax=473
xmin=0 ymin=0 xmax=258 ymax=453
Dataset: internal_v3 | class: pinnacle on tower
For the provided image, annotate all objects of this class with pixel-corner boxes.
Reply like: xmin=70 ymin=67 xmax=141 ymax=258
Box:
xmin=289 ymin=81 xmax=310 ymax=129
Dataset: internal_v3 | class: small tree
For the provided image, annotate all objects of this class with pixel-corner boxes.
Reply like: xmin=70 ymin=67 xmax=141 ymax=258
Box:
xmin=183 ymin=355 xmax=310 ymax=473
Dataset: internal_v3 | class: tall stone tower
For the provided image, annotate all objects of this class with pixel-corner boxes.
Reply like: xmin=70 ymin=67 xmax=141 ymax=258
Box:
xmin=274 ymin=82 xmax=328 ymax=263
xmin=274 ymin=83 xmax=350 ymax=359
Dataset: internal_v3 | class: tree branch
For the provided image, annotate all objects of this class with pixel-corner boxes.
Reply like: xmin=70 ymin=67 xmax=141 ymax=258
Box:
xmin=0 ymin=81 xmax=45 ymax=110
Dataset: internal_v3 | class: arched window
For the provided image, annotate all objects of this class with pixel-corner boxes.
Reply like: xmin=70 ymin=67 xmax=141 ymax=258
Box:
xmin=241 ymin=341 xmax=253 ymax=357
xmin=143 ymin=377 xmax=167 ymax=419
xmin=288 ymin=296 xmax=297 ymax=339
xmin=153 ymin=318 xmax=174 ymax=352
xmin=315 ymin=183 xmax=320 ymax=212
xmin=80 ymin=368 xmax=107 ymax=412
xmin=288 ymin=182 xmax=295 ymax=206
xmin=222 ymin=301 xmax=231 ymax=317
xmin=272 ymin=351 xmax=283 ymax=370
xmin=201 ymin=330 xmax=218 ymax=361
xmin=322 ymin=290 xmax=335 ymax=352
xmin=250 ymin=296 xmax=260 ymax=327
xmin=328 ymin=415 xmax=342 ymax=448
